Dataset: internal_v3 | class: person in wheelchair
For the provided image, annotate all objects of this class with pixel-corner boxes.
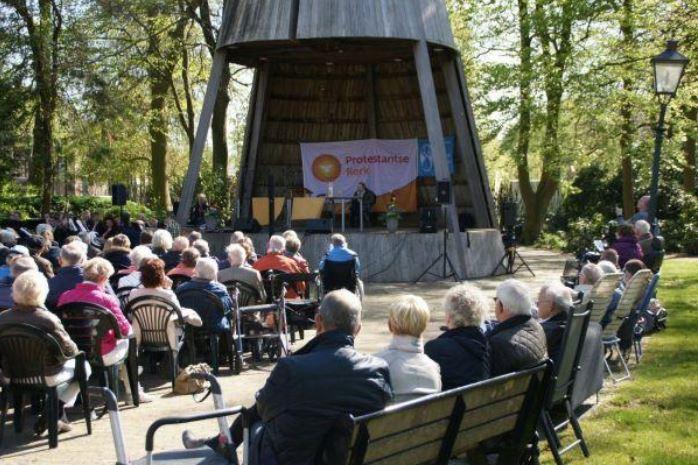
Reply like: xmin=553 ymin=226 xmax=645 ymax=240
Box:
xmin=181 ymin=289 xmax=393 ymax=463
xmin=319 ymin=234 xmax=363 ymax=299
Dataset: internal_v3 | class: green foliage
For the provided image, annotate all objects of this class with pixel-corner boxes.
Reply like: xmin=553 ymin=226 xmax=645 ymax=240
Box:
xmin=0 ymin=182 xmax=152 ymax=220
xmin=534 ymin=231 xmax=568 ymax=251
xmin=659 ymin=188 xmax=698 ymax=255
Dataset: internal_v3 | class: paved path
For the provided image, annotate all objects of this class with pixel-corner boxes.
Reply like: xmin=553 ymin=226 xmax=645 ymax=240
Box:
xmin=0 ymin=248 xmax=567 ymax=464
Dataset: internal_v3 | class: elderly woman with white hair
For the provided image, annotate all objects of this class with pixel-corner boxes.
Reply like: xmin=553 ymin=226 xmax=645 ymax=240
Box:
xmin=537 ymin=282 xmax=574 ymax=364
xmin=375 ymin=295 xmax=441 ymax=402
xmin=218 ymin=244 xmax=265 ymax=301
xmin=0 ymin=270 xmax=92 ymax=434
xmin=161 ymin=235 xmax=189 ymax=271
xmin=0 ymin=256 xmax=38 ymax=309
xmin=151 ymin=229 xmax=174 ymax=257
xmin=425 ymin=284 xmax=490 ymax=390
xmin=488 ymin=279 xmax=547 ymax=376
xmin=574 ymin=262 xmax=604 ymax=302
xmin=176 ymin=258 xmax=234 ymax=332
xmin=117 ymin=245 xmax=156 ymax=289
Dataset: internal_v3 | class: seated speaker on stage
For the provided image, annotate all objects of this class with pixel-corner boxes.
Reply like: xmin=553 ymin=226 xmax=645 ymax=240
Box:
xmin=319 ymin=234 xmax=363 ymax=299
xmin=349 ymin=182 xmax=376 ymax=228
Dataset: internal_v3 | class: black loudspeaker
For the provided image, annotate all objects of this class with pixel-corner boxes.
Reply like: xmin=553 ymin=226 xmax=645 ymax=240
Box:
xmin=111 ymin=184 xmax=128 ymax=206
xmin=306 ymin=218 xmax=333 ymax=234
xmin=233 ymin=217 xmax=261 ymax=233
xmin=437 ymin=181 xmax=451 ymax=204
xmin=501 ymin=201 xmax=518 ymax=229
xmin=419 ymin=207 xmax=439 ymax=233
xmin=459 ymin=212 xmax=476 ymax=231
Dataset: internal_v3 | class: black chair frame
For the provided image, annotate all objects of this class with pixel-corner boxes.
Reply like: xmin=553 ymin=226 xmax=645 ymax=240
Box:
xmin=57 ymin=301 xmax=139 ymax=406
xmin=0 ymin=323 xmax=92 ymax=448
xmin=539 ymin=301 xmax=592 ymax=465
xmin=175 ymin=288 xmax=237 ymax=376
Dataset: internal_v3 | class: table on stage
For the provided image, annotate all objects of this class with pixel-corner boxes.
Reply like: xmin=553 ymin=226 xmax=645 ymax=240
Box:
xmin=291 ymin=196 xmax=364 ymax=232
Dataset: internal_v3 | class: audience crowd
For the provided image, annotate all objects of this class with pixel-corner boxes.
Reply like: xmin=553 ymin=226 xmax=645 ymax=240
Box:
xmin=0 ymin=204 xmax=659 ymax=462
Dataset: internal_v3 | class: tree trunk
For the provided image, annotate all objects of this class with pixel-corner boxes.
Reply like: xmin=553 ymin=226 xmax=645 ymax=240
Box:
xmin=516 ymin=0 xmax=537 ymax=241
xmin=619 ymin=0 xmax=636 ymax=217
xmin=149 ymin=73 xmax=172 ymax=212
xmin=683 ymin=105 xmax=697 ymax=193
xmin=18 ymin=0 xmax=59 ymax=214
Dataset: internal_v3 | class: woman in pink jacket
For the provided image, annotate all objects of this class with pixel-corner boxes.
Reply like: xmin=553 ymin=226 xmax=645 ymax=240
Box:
xmin=58 ymin=257 xmax=131 ymax=359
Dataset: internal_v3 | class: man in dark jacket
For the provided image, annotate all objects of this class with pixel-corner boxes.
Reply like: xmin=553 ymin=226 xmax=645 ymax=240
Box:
xmin=46 ymin=242 xmax=87 ymax=309
xmin=488 ymin=279 xmax=548 ymax=377
xmin=182 ymin=289 xmax=393 ymax=465
xmin=537 ymin=282 xmax=573 ymax=366
xmin=425 ymin=283 xmax=489 ymax=390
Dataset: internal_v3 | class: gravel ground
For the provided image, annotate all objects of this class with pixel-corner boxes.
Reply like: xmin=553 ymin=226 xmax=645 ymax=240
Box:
xmin=0 ymin=247 xmax=567 ymax=465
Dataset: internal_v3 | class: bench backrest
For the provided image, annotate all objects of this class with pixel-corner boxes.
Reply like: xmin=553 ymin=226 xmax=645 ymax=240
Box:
xmin=549 ymin=301 xmax=592 ymax=407
xmin=603 ymin=269 xmax=652 ymax=336
xmin=589 ymin=273 xmax=622 ymax=323
xmin=346 ymin=362 xmax=552 ymax=465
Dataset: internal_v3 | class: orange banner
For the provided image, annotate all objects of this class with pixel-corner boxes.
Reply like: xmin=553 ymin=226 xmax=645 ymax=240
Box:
xmin=374 ymin=181 xmax=418 ymax=213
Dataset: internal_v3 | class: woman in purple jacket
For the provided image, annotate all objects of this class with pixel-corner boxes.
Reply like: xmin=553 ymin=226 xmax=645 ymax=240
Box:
xmin=611 ymin=224 xmax=643 ymax=268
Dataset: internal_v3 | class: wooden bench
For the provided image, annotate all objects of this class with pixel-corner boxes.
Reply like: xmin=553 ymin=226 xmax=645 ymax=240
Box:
xmin=344 ymin=362 xmax=553 ymax=465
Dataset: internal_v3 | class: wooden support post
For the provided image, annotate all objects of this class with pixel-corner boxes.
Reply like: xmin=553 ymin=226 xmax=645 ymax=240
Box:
xmin=241 ymin=63 xmax=271 ymax=219
xmin=366 ymin=65 xmax=378 ymax=139
xmin=177 ymin=50 xmax=228 ymax=226
xmin=442 ymin=60 xmax=490 ymax=228
xmin=413 ymin=40 xmax=467 ymax=279
xmin=455 ymin=56 xmax=498 ymax=227
xmin=235 ymin=69 xmax=260 ymax=220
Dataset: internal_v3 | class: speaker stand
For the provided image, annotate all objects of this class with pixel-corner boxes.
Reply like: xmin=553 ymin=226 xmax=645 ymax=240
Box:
xmin=490 ymin=244 xmax=535 ymax=277
xmin=414 ymin=223 xmax=461 ymax=283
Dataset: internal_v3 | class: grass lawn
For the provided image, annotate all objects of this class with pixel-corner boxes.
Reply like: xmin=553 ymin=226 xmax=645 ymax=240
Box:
xmin=541 ymin=257 xmax=698 ymax=464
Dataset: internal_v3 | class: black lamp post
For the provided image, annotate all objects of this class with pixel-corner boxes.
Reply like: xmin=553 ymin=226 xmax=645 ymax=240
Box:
xmin=648 ymin=40 xmax=689 ymax=233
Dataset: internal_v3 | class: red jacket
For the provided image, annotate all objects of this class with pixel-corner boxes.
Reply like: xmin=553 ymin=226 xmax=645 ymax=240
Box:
xmin=58 ymin=281 xmax=131 ymax=355
xmin=253 ymin=253 xmax=305 ymax=298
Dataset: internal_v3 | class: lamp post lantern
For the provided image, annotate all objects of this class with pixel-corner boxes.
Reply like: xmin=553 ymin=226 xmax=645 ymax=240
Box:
xmin=648 ymin=40 xmax=689 ymax=233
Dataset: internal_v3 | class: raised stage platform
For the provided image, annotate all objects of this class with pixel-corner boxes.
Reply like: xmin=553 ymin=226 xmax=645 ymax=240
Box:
xmin=204 ymin=229 xmax=505 ymax=283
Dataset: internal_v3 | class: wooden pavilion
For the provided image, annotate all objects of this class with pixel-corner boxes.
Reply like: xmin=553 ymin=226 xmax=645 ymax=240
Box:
xmin=177 ymin=0 xmax=501 ymax=280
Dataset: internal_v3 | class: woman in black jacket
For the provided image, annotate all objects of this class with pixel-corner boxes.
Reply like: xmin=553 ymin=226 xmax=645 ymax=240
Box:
xmin=425 ymin=283 xmax=490 ymax=390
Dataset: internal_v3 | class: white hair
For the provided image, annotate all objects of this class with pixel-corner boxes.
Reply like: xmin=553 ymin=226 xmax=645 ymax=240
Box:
xmin=83 ymin=257 xmax=115 ymax=282
xmin=10 ymin=256 xmax=38 ymax=278
xmin=496 ymin=279 xmax=532 ymax=316
xmin=192 ymin=239 xmax=210 ymax=257
xmin=172 ymin=236 xmax=189 ymax=252
xmin=598 ymin=260 xmax=619 ymax=274
xmin=635 ymin=220 xmax=651 ymax=235
xmin=331 ymin=234 xmax=347 ymax=247
xmin=195 ymin=257 xmax=219 ymax=281
xmin=319 ymin=289 xmax=362 ymax=334
xmin=12 ymin=270 xmax=49 ymax=307
xmin=226 ymin=243 xmax=247 ymax=267
xmin=539 ymin=282 xmax=573 ymax=314
xmin=283 ymin=230 xmax=299 ymax=240
xmin=231 ymin=231 xmax=245 ymax=243
xmin=60 ymin=242 xmax=87 ymax=267
xmin=130 ymin=245 xmax=155 ymax=270
xmin=580 ymin=263 xmax=604 ymax=285
xmin=36 ymin=223 xmax=53 ymax=235
xmin=268 ymin=235 xmax=286 ymax=253
xmin=152 ymin=229 xmax=174 ymax=251
xmin=443 ymin=283 xmax=488 ymax=327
